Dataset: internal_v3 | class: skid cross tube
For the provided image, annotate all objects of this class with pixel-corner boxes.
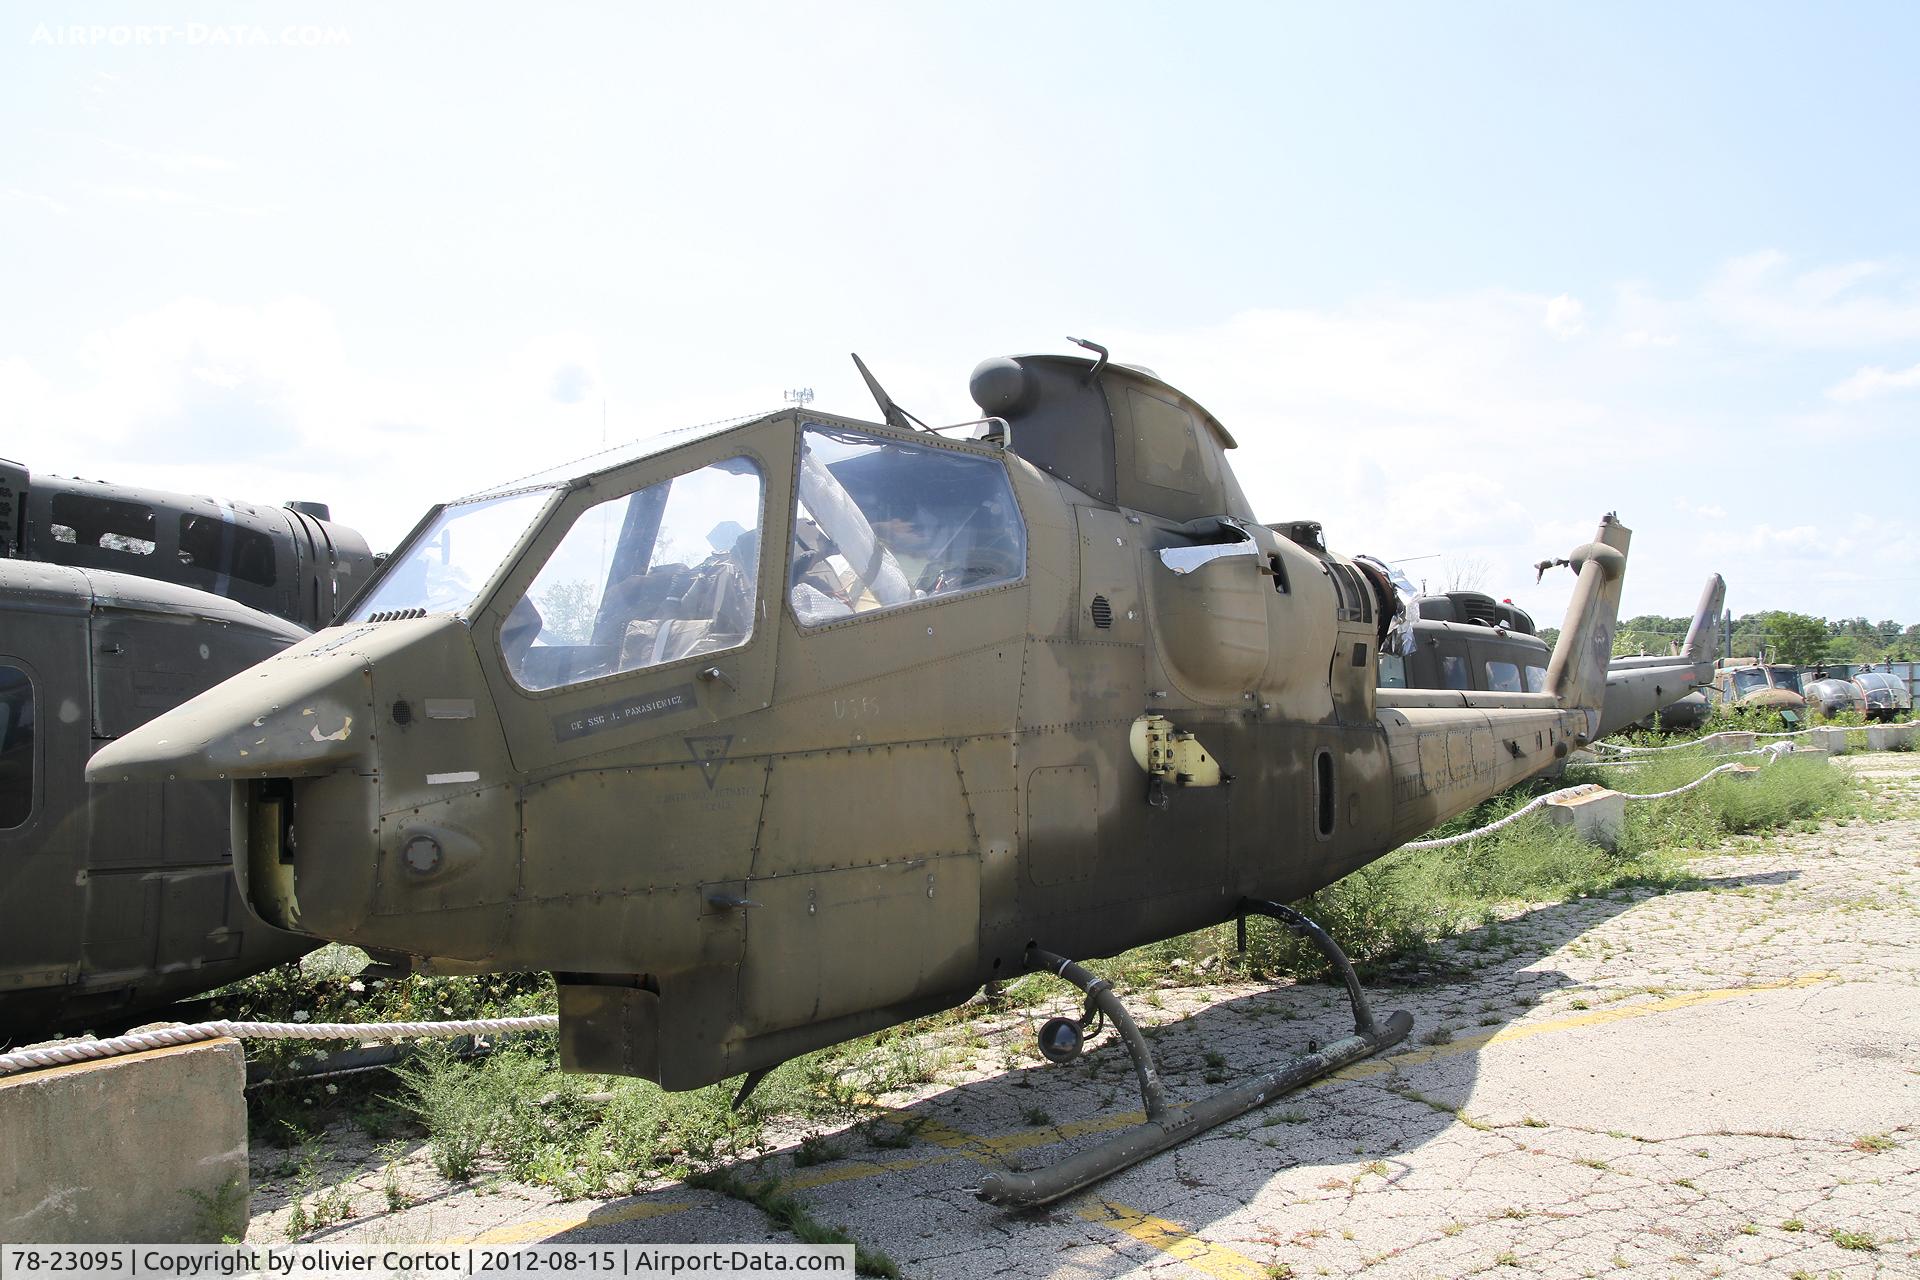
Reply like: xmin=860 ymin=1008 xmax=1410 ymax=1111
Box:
xmin=977 ymin=923 xmax=1412 ymax=1208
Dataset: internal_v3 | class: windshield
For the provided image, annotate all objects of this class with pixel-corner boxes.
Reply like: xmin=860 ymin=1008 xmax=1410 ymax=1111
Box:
xmin=351 ymin=489 xmax=554 ymax=620
xmin=1730 ymin=668 xmax=1769 ymax=694
xmin=1767 ymin=667 xmax=1801 ymax=692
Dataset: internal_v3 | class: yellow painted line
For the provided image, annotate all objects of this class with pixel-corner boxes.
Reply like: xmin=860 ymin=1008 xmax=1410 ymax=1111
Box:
xmin=1328 ymin=971 xmax=1834 ymax=1081
xmin=1075 ymin=1198 xmax=1273 ymax=1280
xmin=443 ymin=1199 xmax=695 ymax=1245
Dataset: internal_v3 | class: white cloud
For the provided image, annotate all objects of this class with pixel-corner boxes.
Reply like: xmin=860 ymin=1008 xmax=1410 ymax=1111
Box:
xmin=1826 ymin=359 xmax=1920 ymax=402
xmin=1545 ymin=293 xmax=1586 ymax=339
xmin=2 ymin=299 xmax=632 ymax=551
xmin=1677 ymin=501 xmax=1727 ymax=520
xmin=1621 ymin=329 xmax=1677 ymax=349
xmin=1698 ymin=251 xmax=1920 ymax=348
xmin=14 ymin=251 xmax=1920 ymax=621
xmin=1 ymin=188 xmax=71 ymax=216
xmin=1706 ymin=523 xmax=1834 ymax=559
xmin=90 ymin=185 xmax=271 ymax=216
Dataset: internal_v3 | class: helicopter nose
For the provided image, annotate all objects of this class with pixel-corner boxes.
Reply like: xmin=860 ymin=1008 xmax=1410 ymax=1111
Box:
xmin=87 ymin=634 xmax=374 ymax=784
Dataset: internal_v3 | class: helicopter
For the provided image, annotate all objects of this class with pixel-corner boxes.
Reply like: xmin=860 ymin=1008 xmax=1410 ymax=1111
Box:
xmin=0 ymin=562 xmax=314 ymax=1038
xmin=1382 ymin=574 xmax=1725 ymax=741
xmin=0 ymin=459 xmax=374 ymax=631
xmin=90 ymin=344 xmax=1640 ymax=1207
xmin=0 ymin=462 xmax=373 ymax=1037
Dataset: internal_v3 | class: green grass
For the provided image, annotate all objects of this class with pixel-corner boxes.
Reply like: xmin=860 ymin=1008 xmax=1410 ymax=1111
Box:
xmin=377 ymin=1022 xmax=942 ymax=1196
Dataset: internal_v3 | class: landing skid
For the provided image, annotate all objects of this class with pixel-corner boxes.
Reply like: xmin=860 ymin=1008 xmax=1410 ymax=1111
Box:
xmin=976 ymin=899 xmax=1413 ymax=1208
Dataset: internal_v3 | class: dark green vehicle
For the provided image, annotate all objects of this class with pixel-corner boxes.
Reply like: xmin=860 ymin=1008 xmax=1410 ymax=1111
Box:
xmin=0 ymin=463 xmax=376 ymax=1038
xmin=93 ymin=347 xmax=1645 ymax=1204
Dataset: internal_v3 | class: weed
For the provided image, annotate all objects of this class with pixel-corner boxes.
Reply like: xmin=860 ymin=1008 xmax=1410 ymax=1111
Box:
xmin=391 ymin=1044 xmax=493 ymax=1181
xmin=793 ymin=1134 xmax=844 ymax=1168
xmin=689 ymin=1168 xmax=899 ymax=1278
xmin=1851 ymin=1133 xmax=1894 ymax=1152
xmin=1019 ymin=1104 xmax=1053 ymax=1127
xmin=1780 ymin=1218 xmax=1804 ymax=1232
xmin=1831 ymin=1229 xmax=1876 ymax=1251
xmin=185 ymin=1177 xmax=247 ymax=1241
xmin=859 ymin=1117 xmax=926 ymax=1150
xmin=283 ymin=1162 xmax=356 ymax=1238
xmin=310 ymin=1180 xmax=357 ymax=1228
xmin=378 ymin=1143 xmax=413 ymax=1213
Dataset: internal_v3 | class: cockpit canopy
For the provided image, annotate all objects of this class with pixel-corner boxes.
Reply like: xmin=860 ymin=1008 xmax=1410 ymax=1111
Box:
xmin=347 ymin=411 xmax=1028 ymax=695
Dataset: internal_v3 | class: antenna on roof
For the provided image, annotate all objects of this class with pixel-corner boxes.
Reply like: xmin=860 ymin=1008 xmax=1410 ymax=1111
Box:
xmin=1067 ymin=336 xmax=1109 ymax=386
xmin=850 ymin=353 xmax=930 ymax=432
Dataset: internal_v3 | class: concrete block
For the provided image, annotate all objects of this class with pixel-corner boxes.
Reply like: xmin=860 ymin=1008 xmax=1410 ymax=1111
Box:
xmin=0 ymin=1037 xmax=248 ymax=1243
xmin=1543 ymin=786 xmax=1627 ymax=850
xmin=1707 ymin=732 xmax=1755 ymax=755
xmin=1807 ymin=727 xmax=1849 ymax=756
xmin=1866 ymin=723 xmax=1915 ymax=752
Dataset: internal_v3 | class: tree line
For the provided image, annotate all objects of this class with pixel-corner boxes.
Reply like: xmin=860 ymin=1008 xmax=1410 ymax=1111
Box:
xmin=1588 ymin=611 xmax=1920 ymax=666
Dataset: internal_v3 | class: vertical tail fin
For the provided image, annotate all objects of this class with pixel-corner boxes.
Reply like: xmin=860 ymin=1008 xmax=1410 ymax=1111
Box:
xmin=1681 ymin=573 xmax=1726 ymax=664
xmin=1545 ymin=514 xmax=1631 ymax=738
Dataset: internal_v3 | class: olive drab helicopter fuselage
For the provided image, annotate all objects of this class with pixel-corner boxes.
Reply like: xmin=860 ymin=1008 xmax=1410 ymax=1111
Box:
xmin=91 ymin=350 xmax=1636 ymax=1205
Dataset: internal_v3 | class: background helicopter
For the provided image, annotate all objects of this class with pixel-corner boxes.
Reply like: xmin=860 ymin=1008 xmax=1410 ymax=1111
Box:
xmin=90 ymin=346 xmax=1642 ymax=1205
xmin=0 ymin=462 xmax=373 ymax=1038
xmin=1382 ymin=574 xmax=1724 ymax=742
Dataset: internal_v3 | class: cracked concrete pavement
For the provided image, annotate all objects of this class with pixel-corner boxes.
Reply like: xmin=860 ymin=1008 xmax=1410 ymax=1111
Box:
xmin=253 ymin=753 xmax=1920 ymax=1278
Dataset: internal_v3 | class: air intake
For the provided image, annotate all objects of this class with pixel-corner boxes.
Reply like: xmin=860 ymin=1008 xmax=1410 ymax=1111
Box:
xmin=1091 ymin=595 xmax=1113 ymax=629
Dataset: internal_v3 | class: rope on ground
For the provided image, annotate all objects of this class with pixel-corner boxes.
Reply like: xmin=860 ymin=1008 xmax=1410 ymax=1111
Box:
xmin=1590 ymin=727 xmax=1815 ymax=754
xmin=1607 ymin=760 xmax=1756 ymax=800
xmin=0 ymin=1014 xmax=557 ymax=1078
xmin=1576 ymin=744 xmax=1798 ymax=767
xmin=1401 ymin=756 xmax=1767 ymax=851
xmin=1400 ymin=784 xmax=1601 ymax=850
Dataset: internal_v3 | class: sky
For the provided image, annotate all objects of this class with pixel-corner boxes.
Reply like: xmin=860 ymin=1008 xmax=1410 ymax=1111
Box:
xmin=4 ymin=2 xmax=1918 ymax=634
